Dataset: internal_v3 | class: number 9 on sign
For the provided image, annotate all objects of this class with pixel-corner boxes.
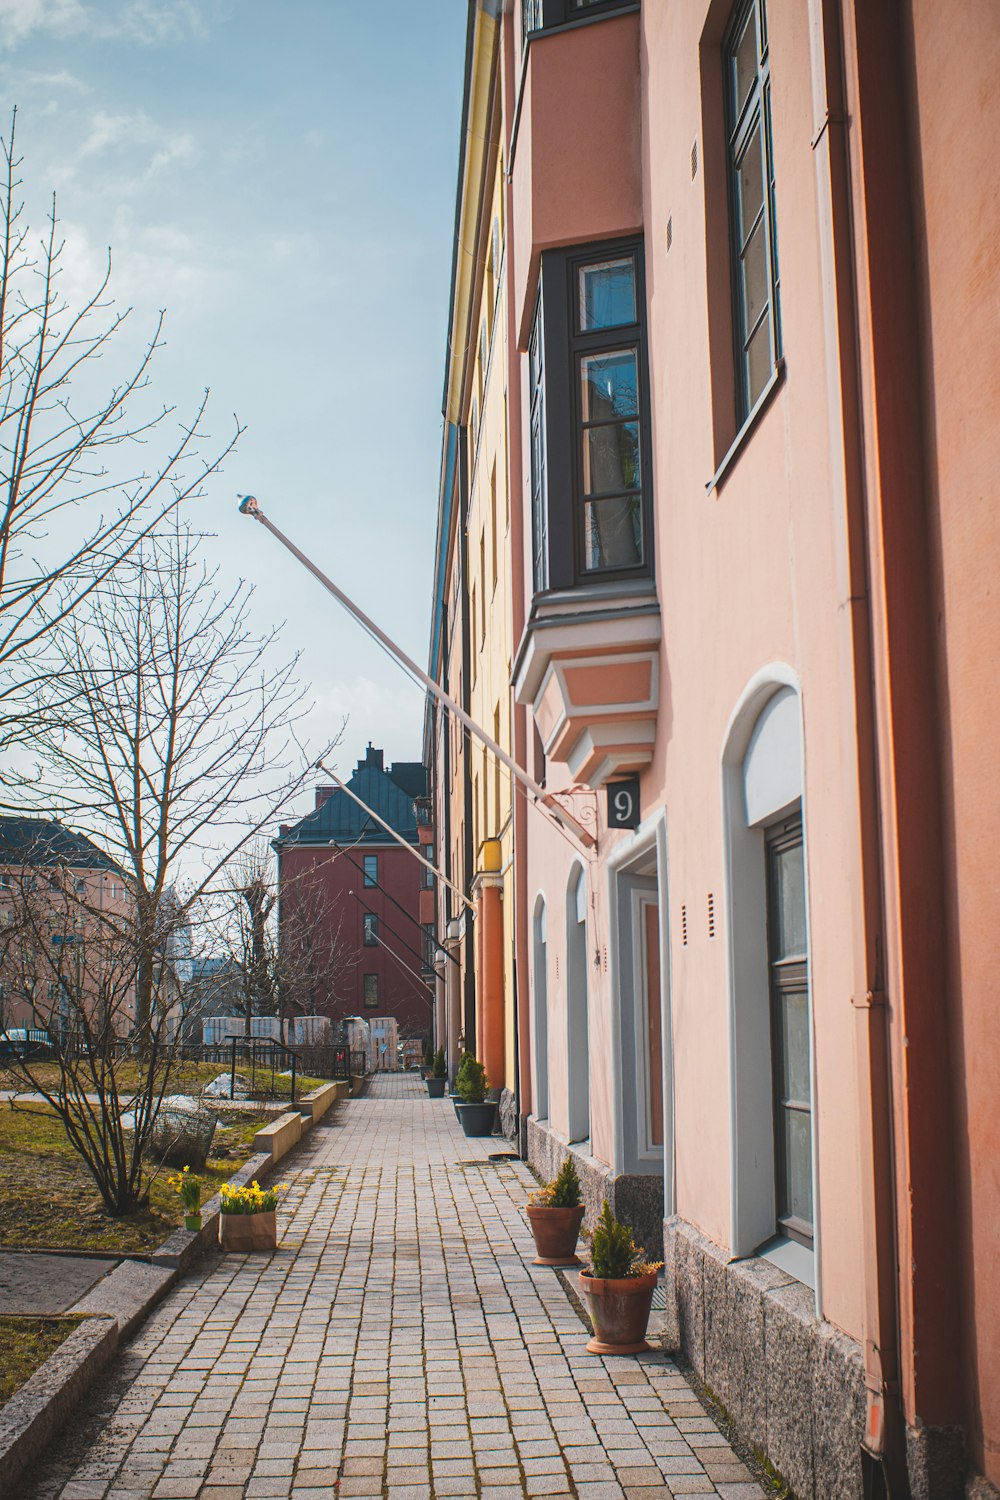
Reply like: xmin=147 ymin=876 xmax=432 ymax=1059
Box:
xmin=607 ymin=776 xmax=640 ymax=830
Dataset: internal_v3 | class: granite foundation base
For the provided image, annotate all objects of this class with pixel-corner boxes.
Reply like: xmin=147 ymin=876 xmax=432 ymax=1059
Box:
xmin=965 ymin=1473 xmax=1000 ymax=1500
xmin=665 ymin=1215 xmax=986 ymax=1500
xmin=527 ymin=1117 xmax=663 ymax=1258
xmin=664 ymin=1214 xmax=865 ymax=1500
xmin=905 ymin=1422 xmax=967 ymax=1500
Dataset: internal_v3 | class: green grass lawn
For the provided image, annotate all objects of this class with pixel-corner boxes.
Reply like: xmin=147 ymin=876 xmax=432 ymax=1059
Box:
xmin=0 ymin=1315 xmax=86 ymax=1405
xmin=1 ymin=1058 xmax=329 ymax=1099
xmin=0 ymin=1102 xmax=273 ymax=1254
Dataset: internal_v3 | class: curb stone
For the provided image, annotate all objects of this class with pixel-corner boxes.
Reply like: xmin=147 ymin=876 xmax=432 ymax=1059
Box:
xmin=0 ymin=1315 xmax=118 ymax=1493
xmin=0 ymin=1101 xmax=347 ymax=1491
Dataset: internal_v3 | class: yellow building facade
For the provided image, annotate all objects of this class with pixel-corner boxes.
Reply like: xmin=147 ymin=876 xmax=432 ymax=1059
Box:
xmin=427 ymin=5 xmax=518 ymax=1120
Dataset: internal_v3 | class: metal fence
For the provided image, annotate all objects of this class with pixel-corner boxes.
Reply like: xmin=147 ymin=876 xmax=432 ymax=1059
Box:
xmin=228 ymin=1037 xmax=299 ymax=1102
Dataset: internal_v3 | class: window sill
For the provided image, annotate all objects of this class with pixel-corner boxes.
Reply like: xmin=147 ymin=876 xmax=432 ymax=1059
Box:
xmin=755 ymin=1231 xmax=814 ymax=1290
xmin=706 ymin=357 xmax=786 ymax=497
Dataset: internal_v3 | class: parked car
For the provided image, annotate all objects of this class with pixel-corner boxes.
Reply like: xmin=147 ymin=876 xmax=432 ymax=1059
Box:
xmin=0 ymin=1027 xmax=54 ymax=1060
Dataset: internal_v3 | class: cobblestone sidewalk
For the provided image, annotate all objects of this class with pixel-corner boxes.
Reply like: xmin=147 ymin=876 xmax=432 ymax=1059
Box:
xmin=16 ymin=1074 xmax=764 ymax=1500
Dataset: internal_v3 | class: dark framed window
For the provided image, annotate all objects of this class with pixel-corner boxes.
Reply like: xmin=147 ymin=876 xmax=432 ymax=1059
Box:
xmin=363 ymin=914 xmax=378 ymax=947
xmin=765 ymin=815 xmax=812 ymax=1247
xmin=363 ymin=855 xmax=378 ymax=887
xmin=529 ymin=296 xmax=548 ymax=592
xmin=363 ymin=973 xmax=379 ymax=1008
xmin=531 ymin=236 xmax=653 ymax=593
xmin=724 ymin=0 xmax=781 ymax=419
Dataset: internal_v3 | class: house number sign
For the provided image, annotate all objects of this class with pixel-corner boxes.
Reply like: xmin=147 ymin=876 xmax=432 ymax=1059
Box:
xmin=607 ymin=777 xmax=640 ymax=830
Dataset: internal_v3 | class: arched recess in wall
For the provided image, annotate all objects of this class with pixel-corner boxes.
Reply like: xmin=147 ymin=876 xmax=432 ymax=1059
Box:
xmin=722 ymin=667 xmax=817 ymax=1285
xmin=566 ymin=863 xmax=591 ymax=1144
xmin=532 ymin=894 xmax=550 ymax=1121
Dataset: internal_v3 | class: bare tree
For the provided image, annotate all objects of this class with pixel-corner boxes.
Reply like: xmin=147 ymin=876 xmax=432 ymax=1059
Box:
xmin=17 ymin=518 xmax=316 ymax=1050
xmin=0 ymin=846 xmax=184 ymax=1216
xmin=0 ymin=519 xmax=329 ymax=1213
xmin=202 ymin=840 xmax=356 ymax=1041
xmin=0 ymin=109 xmax=241 ymax=743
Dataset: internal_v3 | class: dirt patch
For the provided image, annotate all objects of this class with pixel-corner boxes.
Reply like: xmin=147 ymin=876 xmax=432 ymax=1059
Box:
xmin=0 ymin=1315 xmax=85 ymax=1404
xmin=0 ymin=1102 xmax=271 ymax=1254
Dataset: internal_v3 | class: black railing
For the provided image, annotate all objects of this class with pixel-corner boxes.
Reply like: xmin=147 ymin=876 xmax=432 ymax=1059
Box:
xmin=228 ymin=1037 xmax=299 ymax=1102
xmin=313 ymin=1045 xmax=368 ymax=1081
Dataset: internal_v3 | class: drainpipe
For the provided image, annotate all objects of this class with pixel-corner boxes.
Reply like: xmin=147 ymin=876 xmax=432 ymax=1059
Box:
xmin=806 ymin=0 xmax=906 ymax=1491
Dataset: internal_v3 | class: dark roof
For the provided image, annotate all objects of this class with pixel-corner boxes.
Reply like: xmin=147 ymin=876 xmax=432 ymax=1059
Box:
xmin=0 ymin=816 xmax=122 ymax=874
xmin=389 ymin=762 xmax=428 ymax=799
xmin=276 ymin=746 xmax=427 ymax=848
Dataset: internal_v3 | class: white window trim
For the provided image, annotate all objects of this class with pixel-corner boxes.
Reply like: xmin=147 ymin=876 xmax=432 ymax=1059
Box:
xmin=720 ymin=663 xmax=822 ymax=1317
xmin=606 ymin=807 xmax=674 ymax=1212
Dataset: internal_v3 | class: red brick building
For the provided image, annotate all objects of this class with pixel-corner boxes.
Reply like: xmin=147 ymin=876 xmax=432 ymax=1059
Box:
xmin=273 ymin=746 xmax=433 ymax=1047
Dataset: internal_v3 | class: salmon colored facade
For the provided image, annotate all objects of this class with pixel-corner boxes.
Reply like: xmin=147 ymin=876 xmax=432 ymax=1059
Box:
xmin=427 ymin=3 xmax=1000 ymax=1496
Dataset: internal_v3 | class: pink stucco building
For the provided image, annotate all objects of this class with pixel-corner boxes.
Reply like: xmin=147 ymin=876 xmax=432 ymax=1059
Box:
xmin=427 ymin=3 xmax=1000 ymax=1495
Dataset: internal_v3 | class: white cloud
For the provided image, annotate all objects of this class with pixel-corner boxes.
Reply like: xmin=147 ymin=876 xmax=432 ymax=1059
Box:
xmin=79 ymin=109 xmax=140 ymax=158
xmin=0 ymin=0 xmax=88 ymax=45
xmin=0 ymin=0 xmax=216 ymax=47
xmin=10 ymin=64 xmax=89 ymax=90
xmin=147 ymin=132 xmax=197 ymax=176
xmin=49 ymin=108 xmax=200 ymax=189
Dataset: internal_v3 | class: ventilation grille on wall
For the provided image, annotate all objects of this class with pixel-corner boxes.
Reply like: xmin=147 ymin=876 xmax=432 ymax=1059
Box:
xmin=707 ymin=892 xmax=716 ymax=939
xmin=681 ymin=904 xmax=688 ymax=946
xmin=690 ymin=138 xmax=699 ymax=179
xmin=666 ymin=215 xmax=673 ymax=253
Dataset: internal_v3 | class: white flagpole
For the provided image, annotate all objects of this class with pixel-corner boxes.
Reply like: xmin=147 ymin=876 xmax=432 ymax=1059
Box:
xmin=315 ymin=761 xmax=476 ymax=915
xmin=238 ymin=496 xmax=595 ymax=851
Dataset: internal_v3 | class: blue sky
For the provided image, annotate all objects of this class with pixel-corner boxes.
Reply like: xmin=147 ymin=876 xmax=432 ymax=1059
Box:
xmin=1 ymin=0 xmax=466 ymax=801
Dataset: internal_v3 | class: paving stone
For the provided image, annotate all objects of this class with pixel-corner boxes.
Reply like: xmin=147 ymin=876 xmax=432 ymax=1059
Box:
xmin=13 ymin=1076 xmax=762 ymax=1500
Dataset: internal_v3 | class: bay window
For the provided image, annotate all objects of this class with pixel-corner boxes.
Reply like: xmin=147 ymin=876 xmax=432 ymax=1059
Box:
xmin=530 ymin=237 xmax=653 ymax=594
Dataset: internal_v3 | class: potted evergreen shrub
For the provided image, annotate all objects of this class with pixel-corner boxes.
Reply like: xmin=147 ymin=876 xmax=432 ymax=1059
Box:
xmin=526 ymin=1157 xmax=585 ymax=1266
xmin=578 ymin=1199 xmax=662 ymax=1354
xmin=454 ymin=1054 xmax=497 ymax=1137
xmin=426 ymin=1046 xmax=448 ymax=1098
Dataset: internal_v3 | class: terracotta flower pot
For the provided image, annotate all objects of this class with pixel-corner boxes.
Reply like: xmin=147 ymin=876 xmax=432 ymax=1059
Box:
xmin=219 ymin=1210 xmax=277 ymax=1253
xmin=578 ymin=1269 xmax=658 ymax=1354
xmin=426 ymin=1077 xmax=446 ymax=1098
xmin=526 ymin=1203 xmax=585 ymax=1266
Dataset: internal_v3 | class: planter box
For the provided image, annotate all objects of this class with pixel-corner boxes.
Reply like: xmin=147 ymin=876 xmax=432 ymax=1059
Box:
xmin=455 ymin=1101 xmax=498 ymax=1138
xmin=426 ymin=1078 xmax=446 ymax=1098
xmin=578 ymin=1269 xmax=657 ymax=1354
xmin=219 ymin=1210 xmax=277 ymax=1253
